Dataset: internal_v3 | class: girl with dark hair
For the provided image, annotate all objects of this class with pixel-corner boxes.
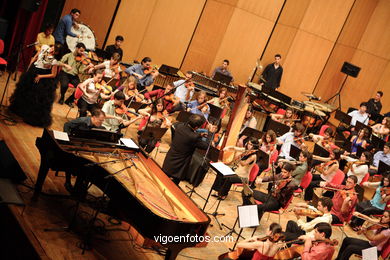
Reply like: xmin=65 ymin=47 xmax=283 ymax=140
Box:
xmin=237 ymin=105 xmax=258 ymax=147
xmin=350 ymin=175 xmax=390 ymax=230
xmin=9 ymin=44 xmax=71 ymax=127
xmin=336 ymin=211 xmax=390 ymax=260
xmin=350 ymin=128 xmax=369 ymax=154
xmin=236 ymin=223 xmax=283 ymax=260
xmin=345 ymin=151 xmax=372 ymax=184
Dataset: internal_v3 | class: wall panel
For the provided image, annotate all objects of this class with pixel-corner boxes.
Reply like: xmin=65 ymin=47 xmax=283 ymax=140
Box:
xmin=61 ymin=0 xmax=117 ymax=48
xmin=137 ymin=0 xmax=205 ymax=68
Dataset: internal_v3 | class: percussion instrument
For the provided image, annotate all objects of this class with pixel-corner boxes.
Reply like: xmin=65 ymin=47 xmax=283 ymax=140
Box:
xmin=247 ymin=82 xmax=262 ymax=92
xmin=66 ymin=23 xmax=96 ymax=51
xmin=303 ymin=102 xmax=326 ymax=117
xmin=301 ymin=91 xmax=320 ymax=100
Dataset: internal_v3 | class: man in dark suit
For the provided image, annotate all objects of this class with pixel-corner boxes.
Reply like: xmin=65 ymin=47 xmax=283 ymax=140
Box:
xmin=163 ymin=114 xmax=217 ymax=185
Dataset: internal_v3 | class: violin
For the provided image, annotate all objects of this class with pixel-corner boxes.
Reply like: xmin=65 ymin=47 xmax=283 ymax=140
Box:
xmin=76 ymin=52 xmax=93 ymax=66
xmin=143 ymin=65 xmax=158 ymax=75
xmin=381 ymin=187 xmax=390 ymax=196
xmin=293 ymin=208 xmax=323 ymax=218
xmin=293 ymin=135 xmax=310 ymax=145
xmin=323 ymin=186 xmax=358 ymax=198
xmin=95 ymin=81 xmax=113 ymax=95
xmin=274 ymin=239 xmax=338 ymax=260
xmin=344 ymin=160 xmax=367 ymax=174
xmin=272 ymin=178 xmax=291 ymax=196
xmin=315 ymin=160 xmax=336 ymax=175
xmin=127 ymin=89 xmax=145 ymax=102
xmin=115 ymin=104 xmax=140 ymax=118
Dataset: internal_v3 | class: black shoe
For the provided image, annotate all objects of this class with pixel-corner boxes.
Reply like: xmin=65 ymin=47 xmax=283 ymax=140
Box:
xmin=58 ymin=99 xmax=64 ymax=105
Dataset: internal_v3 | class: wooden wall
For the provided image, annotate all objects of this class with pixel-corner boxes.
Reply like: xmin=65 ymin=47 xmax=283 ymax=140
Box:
xmin=60 ymin=0 xmax=390 ymax=113
xmin=61 ymin=0 xmax=118 ymax=47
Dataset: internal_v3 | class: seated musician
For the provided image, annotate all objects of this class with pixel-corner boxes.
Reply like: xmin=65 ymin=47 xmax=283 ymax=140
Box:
xmin=270 ymin=107 xmax=295 ymax=127
xmin=243 ymin=162 xmax=298 ymax=222
xmin=211 ymin=59 xmax=234 ymax=81
xmin=284 ymin=197 xmax=333 ymax=242
xmin=236 ymin=223 xmax=283 ymax=260
xmin=277 ymin=123 xmax=306 ymax=160
xmin=174 ymin=71 xmax=195 ymax=107
xmin=349 ymin=174 xmax=390 ymax=230
xmin=115 ymin=76 xmax=145 ymax=103
xmin=101 ymin=91 xmax=142 ymax=132
xmin=304 ymin=149 xmax=343 ymax=201
xmin=213 ymin=137 xmax=259 ymax=199
xmin=319 ymin=175 xmax=358 ymax=224
xmin=349 ymin=128 xmax=370 ymax=154
xmin=162 ymin=114 xmax=217 ymax=185
xmin=237 ymin=106 xmax=258 ymax=147
xmin=105 ymin=35 xmax=124 ymax=61
xmin=336 ymin=102 xmax=369 ymax=137
xmin=208 ymin=87 xmax=230 ymax=110
xmin=299 ymin=222 xmax=335 ymax=260
xmin=187 ymin=91 xmax=210 ymax=120
xmin=125 ymin=57 xmax=159 ymax=91
xmin=309 ymin=127 xmax=338 ymax=151
xmin=77 ymin=69 xmax=111 ymax=117
xmin=89 ymin=52 xmax=121 ymax=80
xmin=345 ymin=151 xmax=371 ymax=184
xmin=370 ymin=142 xmax=390 ymax=175
xmin=335 ymin=210 xmax=390 ymax=260
xmin=258 ymin=130 xmax=278 ymax=172
xmin=64 ymin=109 xmax=105 ymax=134
xmin=372 ymin=117 xmax=390 ymax=140
xmin=144 ymin=83 xmax=179 ymax=113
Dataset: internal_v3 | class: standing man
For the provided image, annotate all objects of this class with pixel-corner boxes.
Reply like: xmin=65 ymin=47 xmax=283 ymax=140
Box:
xmin=53 ymin=8 xmax=81 ymax=48
xmin=260 ymin=54 xmax=283 ymax=90
xmin=211 ymin=59 xmax=234 ymax=82
xmin=366 ymin=91 xmax=383 ymax=118
xmin=125 ymin=57 xmax=159 ymax=91
xmin=162 ymin=114 xmax=216 ymax=185
xmin=105 ymin=35 xmax=124 ymax=61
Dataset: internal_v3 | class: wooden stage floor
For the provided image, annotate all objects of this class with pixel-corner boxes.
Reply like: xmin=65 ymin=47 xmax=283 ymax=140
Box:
xmin=0 ymin=72 xmax=364 ymax=259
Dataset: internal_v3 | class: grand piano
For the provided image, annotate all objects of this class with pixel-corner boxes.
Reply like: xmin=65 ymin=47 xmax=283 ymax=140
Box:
xmin=34 ymin=129 xmax=210 ymax=259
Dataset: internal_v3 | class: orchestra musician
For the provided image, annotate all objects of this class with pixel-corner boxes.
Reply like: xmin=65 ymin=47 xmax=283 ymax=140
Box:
xmin=211 ymin=59 xmax=234 ymax=82
xmin=138 ymin=99 xmax=172 ymax=130
xmin=237 ymin=105 xmax=257 ymax=147
xmin=125 ymin=57 xmax=159 ymax=91
xmin=58 ymin=42 xmax=92 ymax=105
xmin=187 ymin=91 xmax=210 ymax=120
xmin=53 ymin=8 xmax=81 ymax=48
xmin=236 ymin=223 xmax=283 ymax=260
xmin=309 ymin=127 xmax=338 ymax=151
xmin=344 ymin=151 xmax=371 ymax=184
xmin=162 ymin=114 xmax=217 ymax=185
xmin=105 ymin=35 xmax=124 ymax=61
xmin=208 ymin=87 xmax=230 ymax=110
xmin=260 ymin=54 xmax=283 ymax=91
xmin=270 ymin=107 xmax=296 ymax=127
xmin=63 ymin=109 xmax=106 ymax=135
xmin=174 ymin=71 xmax=195 ymax=107
xmin=243 ymin=162 xmax=298 ymax=222
xmin=319 ymin=175 xmax=358 ymax=224
xmin=9 ymin=44 xmax=71 ymax=127
xmin=372 ymin=117 xmax=390 ymax=140
xmin=366 ymin=91 xmax=383 ymax=118
xmin=144 ymin=83 xmax=180 ymax=113
xmin=349 ymin=128 xmax=370 ymax=154
xmin=336 ymin=102 xmax=369 ymax=137
xmin=101 ymin=91 xmax=142 ymax=132
xmin=283 ymin=197 xmax=333 ymax=242
xmin=213 ymin=138 xmax=259 ymax=199
xmin=291 ymin=151 xmax=312 ymax=185
xmin=298 ymin=222 xmax=335 ymax=260
xmin=258 ymin=130 xmax=278 ymax=172
xmin=116 ymin=76 xmax=146 ymax=103
xmin=277 ymin=123 xmax=306 ymax=160
xmin=349 ymin=175 xmax=390 ymax=230
xmin=304 ymin=149 xmax=343 ymax=201
xmin=370 ymin=142 xmax=390 ymax=175
xmin=35 ymin=23 xmax=55 ymax=52
xmin=89 ymin=52 xmax=121 ymax=80
xmin=335 ymin=210 xmax=390 ymax=260
xmin=77 ymin=69 xmax=111 ymax=117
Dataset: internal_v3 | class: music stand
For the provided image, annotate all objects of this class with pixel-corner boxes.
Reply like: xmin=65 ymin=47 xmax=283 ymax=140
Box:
xmin=335 ymin=132 xmax=352 ymax=152
xmin=290 ymin=145 xmax=301 ymax=161
xmin=139 ymin=127 xmax=168 ymax=154
xmin=72 ymin=128 xmax=121 ymax=143
xmin=355 ymin=121 xmax=372 ymax=136
xmin=378 ymin=161 xmax=390 ymax=175
xmin=371 ymin=135 xmax=385 ymax=151
xmin=356 ymin=145 xmax=366 ymax=158
xmin=264 ymin=118 xmax=290 ymax=137
xmin=208 ymin=103 xmax=223 ymax=120
xmin=124 ymin=101 xmax=144 ymax=111
xmin=240 ymin=127 xmax=263 ymax=140
xmin=335 ymin=110 xmax=352 ymax=125
xmin=94 ymin=48 xmax=110 ymax=60
xmin=229 ymin=205 xmax=259 ymax=251
xmin=313 ymin=144 xmax=330 ymax=158
xmin=213 ymin=71 xmax=232 ymax=85
xmin=176 ymin=111 xmax=193 ymax=122
xmin=158 ymin=64 xmax=179 ymax=76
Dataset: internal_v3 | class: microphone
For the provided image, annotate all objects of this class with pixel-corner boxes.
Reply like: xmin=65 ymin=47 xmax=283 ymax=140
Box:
xmin=26 ymin=42 xmax=39 ymax=48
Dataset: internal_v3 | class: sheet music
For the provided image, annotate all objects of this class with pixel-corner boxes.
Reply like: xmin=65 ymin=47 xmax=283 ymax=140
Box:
xmin=120 ymin=138 xmax=139 ymax=149
xmin=52 ymin=130 xmax=69 ymax=142
xmin=238 ymin=205 xmax=259 ymax=228
xmin=362 ymin=246 xmax=377 ymax=260
xmin=210 ymin=162 xmax=235 ymax=176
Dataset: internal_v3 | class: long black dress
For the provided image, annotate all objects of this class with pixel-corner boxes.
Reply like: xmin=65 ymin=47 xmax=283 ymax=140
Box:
xmin=162 ymin=122 xmax=209 ymax=182
xmin=9 ymin=62 xmax=57 ymax=127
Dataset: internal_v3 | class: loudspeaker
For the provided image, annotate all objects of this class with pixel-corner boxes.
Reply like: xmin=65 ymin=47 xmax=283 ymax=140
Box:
xmin=20 ymin=0 xmax=41 ymax=12
xmin=341 ymin=62 xmax=361 ymax=78
xmin=0 ymin=140 xmax=27 ymax=182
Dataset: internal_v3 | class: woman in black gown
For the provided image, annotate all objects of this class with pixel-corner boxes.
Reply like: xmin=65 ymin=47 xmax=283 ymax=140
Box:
xmin=9 ymin=44 xmax=70 ymax=127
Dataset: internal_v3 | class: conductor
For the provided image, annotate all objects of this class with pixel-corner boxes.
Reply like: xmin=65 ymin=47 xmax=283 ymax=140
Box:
xmin=163 ymin=114 xmax=217 ymax=185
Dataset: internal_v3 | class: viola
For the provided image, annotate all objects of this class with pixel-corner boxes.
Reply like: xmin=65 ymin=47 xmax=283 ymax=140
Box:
xmin=294 ymin=208 xmax=323 ymax=218
xmin=115 ymin=104 xmax=140 ymax=118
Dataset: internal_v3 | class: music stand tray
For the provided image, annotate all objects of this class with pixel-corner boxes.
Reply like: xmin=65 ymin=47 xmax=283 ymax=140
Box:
xmin=335 ymin=110 xmax=352 ymax=125
xmin=196 ymin=146 xmax=220 ymax=163
xmin=356 ymin=145 xmax=366 ymax=158
xmin=257 ymin=149 xmax=269 ymax=169
xmin=125 ymin=101 xmax=144 ymax=111
xmin=289 ymin=145 xmax=301 ymax=161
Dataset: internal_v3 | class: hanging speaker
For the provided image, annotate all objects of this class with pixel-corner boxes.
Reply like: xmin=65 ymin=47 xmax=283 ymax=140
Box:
xmin=341 ymin=62 xmax=361 ymax=78
xmin=20 ymin=0 xmax=42 ymax=12
xmin=0 ymin=140 xmax=27 ymax=182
